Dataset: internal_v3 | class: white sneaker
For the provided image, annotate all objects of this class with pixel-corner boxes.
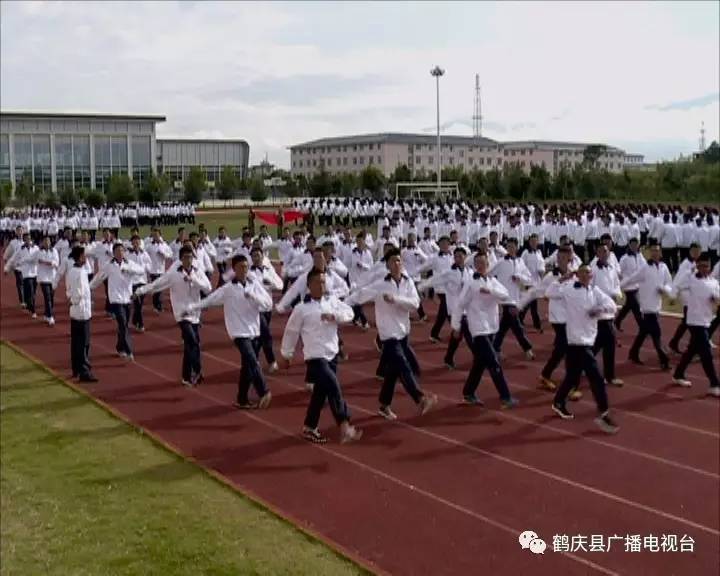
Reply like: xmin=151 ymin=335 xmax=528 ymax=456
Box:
xmin=419 ymin=393 xmax=438 ymax=415
xmin=672 ymin=377 xmax=692 ymax=388
xmin=378 ymin=405 xmax=398 ymax=420
xmin=305 ymin=382 xmax=314 ymax=392
xmin=258 ymin=391 xmax=272 ymax=409
xmin=31 ymin=313 xmax=37 ymax=319
xmin=340 ymin=425 xmax=363 ymax=444
xmin=269 ymin=362 xmax=279 ymax=373
xmin=48 ymin=317 xmax=55 ymax=326
xmin=710 ymin=341 xmax=718 ymax=350
xmin=708 ymin=387 xmax=720 ymax=398
xmin=525 ymin=349 xmax=535 ymax=360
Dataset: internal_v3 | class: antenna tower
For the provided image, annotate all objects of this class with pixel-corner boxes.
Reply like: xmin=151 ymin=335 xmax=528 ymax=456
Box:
xmin=699 ymin=121 xmax=706 ymax=151
xmin=473 ymin=74 xmax=482 ymax=141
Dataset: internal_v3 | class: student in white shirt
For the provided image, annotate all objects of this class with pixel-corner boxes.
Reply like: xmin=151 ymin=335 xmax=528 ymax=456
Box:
xmin=669 ymin=242 xmax=702 ymax=354
xmin=36 ymin=235 xmax=59 ymax=325
xmin=66 ymin=245 xmax=97 ymax=382
xmin=670 ymin=254 xmax=720 ymax=395
xmin=279 ymin=268 xmax=362 ymax=444
xmin=349 ymin=233 xmax=374 ymax=329
xmin=491 ymin=238 xmax=534 ymax=359
xmin=248 ymin=247 xmax=282 ymax=372
xmin=190 ymin=254 xmax=274 ymax=409
xmin=347 ymin=248 xmax=438 ymax=420
xmin=4 ymin=233 xmax=39 ymax=317
xmin=708 ymin=260 xmax=720 ymax=343
xmin=419 ymin=236 xmax=454 ymax=342
xmin=615 ymin=237 xmax=645 ymax=332
xmin=624 ymin=244 xmax=673 ymax=370
xmin=519 ymin=233 xmax=545 ymax=332
xmin=89 ymin=243 xmax=145 ymax=359
xmin=145 ymin=227 xmax=173 ymax=313
xmin=136 ymin=246 xmax=212 ymax=386
xmin=453 ymin=252 xmax=518 ymax=408
xmin=213 ymin=226 xmax=234 ymax=287
xmin=401 ymin=233 xmax=429 ymax=321
xmin=547 ymin=265 xmax=619 ymax=434
xmin=126 ymin=235 xmax=153 ymax=332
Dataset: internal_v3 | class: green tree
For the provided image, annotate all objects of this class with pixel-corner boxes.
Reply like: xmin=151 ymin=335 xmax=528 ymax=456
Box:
xmin=330 ymin=175 xmax=343 ymax=196
xmin=183 ymin=167 xmax=207 ymax=204
xmin=502 ymin=164 xmax=531 ymax=201
xmin=702 ymin=140 xmax=719 ymax=163
xmin=0 ymin=182 xmax=12 ymax=211
xmin=15 ymin=174 xmax=40 ymax=207
xmin=58 ymin=188 xmax=79 ymax=208
xmin=582 ymin=144 xmax=607 ymax=169
xmin=106 ymin=173 xmax=136 ymax=205
xmin=468 ymin=169 xmax=486 ymax=199
xmin=218 ymin=166 xmax=238 ymax=205
xmin=551 ymin=167 xmax=574 ymax=200
xmin=249 ymin=177 xmax=268 ymax=202
xmin=310 ymin=169 xmax=332 ymax=197
xmin=85 ymin=189 xmax=106 ymax=209
xmin=528 ymin=164 xmax=551 ymax=201
xmin=284 ymin=176 xmax=299 ymax=198
xmin=390 ymin=164 xmax=412 ymax=183
xmin=141 ymin=172 xmax=171 ymax=204
xmin=43 ymin=192 xmax=60 ymax=210
xmin=340 ymin=173 xmax=358 ymax=197
xmin=485 ymin=168 xmax=503 ymax=199
xmin=360 ymin=165 xmax=385 ymax=197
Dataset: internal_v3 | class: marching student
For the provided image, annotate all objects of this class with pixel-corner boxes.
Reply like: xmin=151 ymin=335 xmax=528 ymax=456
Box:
xmin=89 ymin=243 xmax=146 ymax=360
xmin=668 ymin=242 xmax=701 ymax=354
xmin=590 ymin=244 xmax=624 ymax=387
xmin=346 ymin=248 xmax=438 ymax=420
xmin=66 ymin=245 xmax=97 ymax=383
xmin=4 ymin=232 xmax=39 ymax=318
xmin=213 ymin=226 xmax=234 ymax=287
xmin=419 ymin=236 xmax=454 ymax=343
xmin=519 ymin=233 xmax=545 ymax=332
xmin=615 ymin=237 xmax=645 ymax=332
xmin=670 ymin=253 xmax=720 ymax=395
xmin=401 ymin=232 xmax=429 ymax=321
xmin=136 ymin=246 xmax=212 ymax=386
xmin=126 ymin=235 xmax=153 ymax=332
xmin=145 ymin=227 xmax=173 ymax=313
xmin=547 ymin=265 xmax=620 ymax=434
xmin=3 ymin=225 xmax=25 ymax=307
xmin=418 ymin=247 xmax=472 ymax=369
xmin=624 ymin=244 xmax=673 ymax=370
xmin=491 ymin=237 xmax=535 ymax=359
xmin=189 ymin=254 xmax=274 ymax=409
xmin=91 ymin=228 xmax=117 ymax=317
xmin=36 ymin=235 xmax=59 ymax=325
xmin=170 ymin=227 xmax=186 ymax=260
xmin=248 ymin=247 xmax=283 ymax=372
xmin=348 ymin=232 xmax=374 ymax=330
xmin=279 ymin=268 xmax=363 ymax=444
xmin=453 ymin=252 xmax=519 ymax=408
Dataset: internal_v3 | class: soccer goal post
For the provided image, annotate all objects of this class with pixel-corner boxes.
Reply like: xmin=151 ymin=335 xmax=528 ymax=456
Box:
xmin=394 ymin=181 xmax=459 ymax=201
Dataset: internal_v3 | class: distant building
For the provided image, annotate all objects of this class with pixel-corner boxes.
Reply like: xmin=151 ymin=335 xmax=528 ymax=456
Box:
xmin=0 ymin=110 xmax=249 ymax=195
xmin=290 ymin=133 xmax=631 ymax=179
xmin=623 ymin=153 xmax=645 ymax=168
xmin=249 ymin=159 xmax=276 ymax=179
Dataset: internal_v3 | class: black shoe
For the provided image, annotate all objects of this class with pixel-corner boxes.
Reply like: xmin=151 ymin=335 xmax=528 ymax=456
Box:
xmin=660 ymin=362 xmax=671 ymax=371
xmin=628 ymin=356 xmax=644 ymax=366
xmin=552 ymin=402 xmax=574 ymax=420
xmin=669 ymin=344 xmax=681 ymax=355
xmin=233 ymin=400 xmax=257 ymax=410
xmin=595 ymin=412 xmax=620 ymax=434
xmin=79 ymin=374 xmax=98 ymax=383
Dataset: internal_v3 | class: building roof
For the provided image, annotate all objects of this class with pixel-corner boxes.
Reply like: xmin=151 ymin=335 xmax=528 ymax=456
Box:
xmin=290 ymin=132 xmax=498 ymax=149
xmin=157 ymin=138 xmax=248 ymax=145
xmin=501 ymin=140 xmax=623 ymax=152
xmin=0 ymin=110 xmax=166 ymax=122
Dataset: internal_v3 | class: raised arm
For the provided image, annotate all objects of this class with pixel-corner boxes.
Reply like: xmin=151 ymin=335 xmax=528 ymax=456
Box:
xmin=280 ymin=306 xmax=304 ymax=359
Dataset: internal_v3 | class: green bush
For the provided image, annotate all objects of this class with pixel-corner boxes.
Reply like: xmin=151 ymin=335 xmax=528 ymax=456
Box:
xmin=106 ymin=174 xmax=136 ymax=205
xmin=249 ymin=178 xmax=268 ymax=202
xmin=85 ymin=189 xmax=106 ymax=209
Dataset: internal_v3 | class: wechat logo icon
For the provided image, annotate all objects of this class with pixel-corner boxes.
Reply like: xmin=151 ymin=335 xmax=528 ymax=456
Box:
xmin=519 ymin=530 xmax=547 ymax=555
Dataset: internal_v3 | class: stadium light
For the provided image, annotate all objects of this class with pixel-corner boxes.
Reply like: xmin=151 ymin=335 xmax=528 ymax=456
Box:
xmin=430 ymin=66 xmax=445 ymax=193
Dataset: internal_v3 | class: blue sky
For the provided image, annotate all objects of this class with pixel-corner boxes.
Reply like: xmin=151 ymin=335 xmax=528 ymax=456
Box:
xmin=1 ymin=1 xmax=718 ymax=167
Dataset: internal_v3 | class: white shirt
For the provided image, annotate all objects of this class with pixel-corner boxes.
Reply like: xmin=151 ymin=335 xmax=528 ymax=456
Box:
xmin=672 ymin=273 xmax=720 ymax=327
xmin=145 ymin=239 xmax=173 ymax=275
xmin=452 ymin=273 xmax=509 ymax=336
xmin=591 ymin=261 xmax=622 ymax=320
xmin=66 ymin=265 xmax=92 ymax=321
xmin=546 ymin=281 xmax=617 ymax=346
xmin=280 ymin=295 xmax=354 ymax=361
xmin=4 ymin=244 xmax=39 ymax=278
xmin=621 ymin=260 xmax=673 ymax=314
xmin=521 ymin=248 xmax=545 ymax=285
xmin=618 ymin=252 xmax=646 ymax=291
xmin=491 ymin=256 xmax=532 ymax=306
xmin=36 ymin=247 xmax=59 ymax=284
xmin=248 ymin=263 xmax=284 ymax=293
xmin=126 ymin=249 xmax=152 ymax=285
xmin=276 ymin=268 xmax=349 ymax=313
xmin=401 ymin=247 xmax=428 ymax=281
xmin=418 ymin=251 xmax=453 ymax=294
xmin=194 ymin=277 xmax=273 ymax=338
xmin=90 ymin=258 xmax=146 ymax=305
xmin=346 ymin=274 xmax=420 ymax=341
xmin=136 ymin=265 xmax=213 ymax=324
xmin=419 ymin=264 xmax=472 ymax=317
xmin=349 ymin=247 xmax=374 ymax=287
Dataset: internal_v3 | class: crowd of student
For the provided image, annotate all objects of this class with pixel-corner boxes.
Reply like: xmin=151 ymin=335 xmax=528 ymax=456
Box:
xmin=3 ymin=198 xmax=719 ymax=443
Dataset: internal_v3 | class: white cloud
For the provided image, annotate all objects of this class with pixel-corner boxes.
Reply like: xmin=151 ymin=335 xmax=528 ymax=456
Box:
xmin=1 ymin=1 xmax=718 ymax=166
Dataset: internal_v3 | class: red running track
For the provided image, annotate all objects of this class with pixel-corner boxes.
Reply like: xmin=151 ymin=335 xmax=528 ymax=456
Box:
xmin=1 ymin=269 xmax=719 ymax=576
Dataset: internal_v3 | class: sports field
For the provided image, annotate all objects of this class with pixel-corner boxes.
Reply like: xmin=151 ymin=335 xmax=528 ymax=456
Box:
xmin=1 ymin=262 xmax=717 ymax=575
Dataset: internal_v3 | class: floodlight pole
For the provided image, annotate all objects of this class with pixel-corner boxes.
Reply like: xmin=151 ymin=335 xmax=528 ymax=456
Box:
xmin=431 ymin=65 xmax=445 ymax=194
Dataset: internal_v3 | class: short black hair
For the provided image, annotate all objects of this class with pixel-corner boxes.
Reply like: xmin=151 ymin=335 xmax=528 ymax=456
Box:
xmin=179 ymin=246 xmax=194 ymax=258
xmin=70 ymin=245 xmax=85 ymax=262
xmin=307 ymin=267 xmax=325 ymax=285
xmin=453 ymin=247 xmax=466 ymax=256
xmin=231 ymin=254 xmax=248 ymax=267
xmin=385 ymin=247 xmax=401 ymax=260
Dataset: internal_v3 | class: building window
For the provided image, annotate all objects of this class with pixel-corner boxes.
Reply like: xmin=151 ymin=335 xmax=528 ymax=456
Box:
xmin=111 ymin=135 xmax=128 ymax=175
xmin=520 ymin=149 xmax=525 ymax=156
xmin=343 ymin=146 xmax=347 ymax=152
xmin=459 ymin=149 xmax=464 ymax=158
xmin=94 ymin=136 xmax=112 ymax=191
xmin=428 ymin=145 xmax=434 ymax=151
xmin=449 ymin=158 xmax=454 ymax=165
xmin=368 ymin=157 xmax=373 ymax=165
xmin=359 ymin=156 xmax=365 ymax=165
xmin=449 ymin=145 xmax=454 ymax=151
xmin=369 ymin=143 xmax=374 ymax=150
xmin=343 ymin=157 xmax=348 ymax=165
xmin=353 ymin=157 xmax=357 ymax=165
xmin=131 ymin=136 xmax=151 ymax=189
xmin=32 ymin=135 xmax=52 ymax=192
xmin=521 ymin=160 xmax=526 ymax=167
xmin=479 ymin=158 xmax=484 ymax=166
xmin=327 ymin=158 xmax=332 ymax=167
xmin=377 ymin=156 xmax=381 ymax=163
xmin=73 ymin=136 xmax=91 ymax=190
xmin=55 ymin=135 xmax=73 ymax=192
xmin=359 ymin=144 xmax=364 ymax=151
xmin=415 ymin=156 xmax=421 ymax=164
xmin=511 ymin=150 xmax=516 ymax=156
xmin=503 ymin=150 xmax=508 ymax=156
xmin=298 ymin=160 xmax=303 ymax=167
xmin=428 ymin=156 xmax=434 ymax=164
xmin=353 ymin=145 xmax=358 ymax=151
xmin=497 ymin=158 xmax=502 ymax=165
xmin=0 ymin=134 xmax=9 ymax=185
xmin=468 ymin=157 xmax=474 ymax=165
xmin=312 ymin=160 xmax=317 ymax=167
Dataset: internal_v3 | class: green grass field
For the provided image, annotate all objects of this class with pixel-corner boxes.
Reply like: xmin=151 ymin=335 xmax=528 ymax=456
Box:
xmin=121 ymin=209 xmax=254 ymax=241
xmin=0 ymin=343 xmax=367 ymax=576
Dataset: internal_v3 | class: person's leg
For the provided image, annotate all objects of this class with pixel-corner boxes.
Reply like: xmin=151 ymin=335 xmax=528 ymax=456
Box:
xmin=80 ymin=320 xmax=92 ymax=377
xmin=463 ymin=336 xmax=487 ymax=398
xmin=14 ymin=270 xmax=24 ymax=306
xmin=259 ymin=311 xmax=276 ymax=365
xmin=708 ymin=309 xmax=720 ymax=339
xmin=303 ymin=360 xmax=329 ymax=430
xmin=238 ymin=337 xmax=269 ymax=401
xmin=669 ymin=306 xmax=688 ymax=352
xmin=594 ymin=320 xmax=616 ymax=382
xmin=507 ymin=306 xmax=533 ymax=352
xmin=321 ymin=358 xmax=352 ymax=425
xmin=554 ymin=345 xmax=583 ymax=407
xmin=430 ymin=294 xmax=448 ymax=340
xmin=379 ymin=339 xmax=401 ymax=407
xmin=580 ymin=346 xmax=610 ymax=415
xmin=529 ymin=299 xmax=542 ymax=331
xmin=192 ymin=323 xmax=202 ymax=379
xmin=476 ymin=334 xmax=512 ymax=400
xmin=444 ymin=315 xmax=461 ymax=366
xmin=394 ymin=338 xmax=424 ymax=404
xmin=672 ymin=330 xmax=697 ymax=382
xmin=118 ymin=304 xmax=133 ymax=355
xmin=691 ymin=327 xmax=720 ymax=388
xmin=493 ymin=306 xmax=511 ymax=352
xmin=23 ymin=278 xmax=34 ymax=314
xmin=70 ymin=319 xmax=80 ymax=377
xmin=41 ymin=282 xmax=52 ymax=319
xmin=132 ymin=284 xmax=144 ymax=329
xmin=541 ymin=323 xmax=567 ymax=380
xmin=646 ymin=313 xmax=670 ymax=367
xmin=628 ymin=314 xmax=649 ymax=362
xmin=401 ymin=338 xmax=421 ymax=377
